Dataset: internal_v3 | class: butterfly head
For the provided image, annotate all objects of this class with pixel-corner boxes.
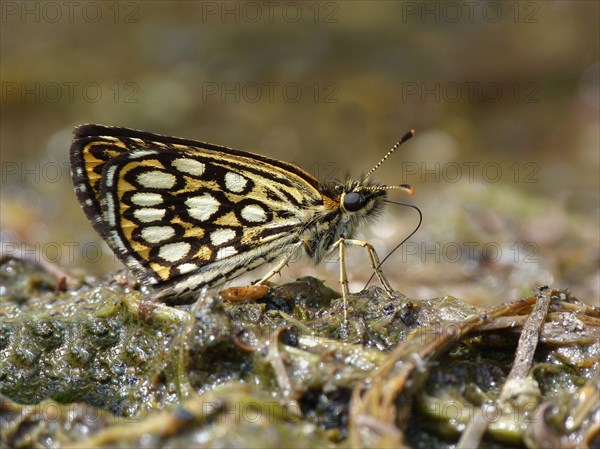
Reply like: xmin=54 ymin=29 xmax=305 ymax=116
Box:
xmin=341 ymin=189 xmax=374 ymax=212
xmin=337 ymin=181 xmax=413 ymax=216
xmin=329 ymin=129 xmax=416 ymax=231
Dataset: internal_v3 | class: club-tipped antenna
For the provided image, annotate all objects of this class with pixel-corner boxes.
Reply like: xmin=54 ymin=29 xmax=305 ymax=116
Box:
xmin=364 ymin=129 xmax=415 ymax=180
xmin=364 ymin=200 xmax=423 ymax=289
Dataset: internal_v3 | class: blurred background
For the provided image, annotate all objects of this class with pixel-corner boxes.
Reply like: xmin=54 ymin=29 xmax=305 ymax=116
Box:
xmin=1 ymin=1 xmax=598 ymax=306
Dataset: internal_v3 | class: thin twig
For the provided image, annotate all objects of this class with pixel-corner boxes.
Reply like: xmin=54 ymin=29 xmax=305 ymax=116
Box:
xmin=500 ymin=286 xmax=551 ymax=406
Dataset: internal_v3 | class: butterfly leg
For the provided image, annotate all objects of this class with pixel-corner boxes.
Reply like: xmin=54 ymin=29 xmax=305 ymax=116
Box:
xmin=330 ymin=238 xmax=394 ymax=294
xmin=255 ymin=241 xmax=304 ymax=285
xmin=324 ymin=237 xmax=352 ymax=324
xmin=330 ymin=238 xmax=395 ymax=326
xmin=344 ymin=239 xmax=395 ymax=294
xmin=338 ymin=238 xmax=350 ymax=325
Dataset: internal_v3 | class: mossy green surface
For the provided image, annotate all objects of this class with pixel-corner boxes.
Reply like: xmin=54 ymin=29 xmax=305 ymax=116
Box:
xmin=1 ymin=258 xmax=598 ymax=448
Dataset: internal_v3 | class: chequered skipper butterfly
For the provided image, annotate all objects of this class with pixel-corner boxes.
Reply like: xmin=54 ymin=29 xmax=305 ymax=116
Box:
xmin=70 ymin=124 xmax=415 ymax=316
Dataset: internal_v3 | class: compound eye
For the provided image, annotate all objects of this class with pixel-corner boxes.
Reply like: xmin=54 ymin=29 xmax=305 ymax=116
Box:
xmin=343 ymin=192 xmax=366 ymax=212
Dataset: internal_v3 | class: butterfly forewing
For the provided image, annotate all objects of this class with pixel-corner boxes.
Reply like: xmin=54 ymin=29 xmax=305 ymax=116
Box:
xmin=70 ymin=125 xmax=330 ymax=302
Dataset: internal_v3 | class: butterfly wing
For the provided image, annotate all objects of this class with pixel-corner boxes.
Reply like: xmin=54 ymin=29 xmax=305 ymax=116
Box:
xmin=70 ymin=125 xmax=329 ymax=303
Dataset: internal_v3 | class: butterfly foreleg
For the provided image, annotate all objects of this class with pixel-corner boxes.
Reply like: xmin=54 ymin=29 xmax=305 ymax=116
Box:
xmin=255 ymin=240 xmax=305 ymax=285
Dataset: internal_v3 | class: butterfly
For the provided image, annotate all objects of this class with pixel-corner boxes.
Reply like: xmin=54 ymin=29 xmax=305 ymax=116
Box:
xmin=70 ymin=124 xmax=415 ymax=318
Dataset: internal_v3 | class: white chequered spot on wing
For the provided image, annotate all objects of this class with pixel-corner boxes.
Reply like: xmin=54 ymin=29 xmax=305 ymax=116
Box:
xmin=158 ymin=242 xmax=191 ymax=263
xmin=216 ymin=246 xmax=238 ymax=260
xmin=241 ymin=204 xmax=267 ymax=223
xmin=137 ymin=171 xmax=176 ymax=189
xmin=141 ymin=226 xmax=175 ymax=243
xmin=224 ymin=172 xmax=248 ymax=193
xmin=177 ymin=262 xmax=198 ymax=274
xmin=210 ymin=228 xmax=236 ymax=246
xmin=134 ymin=208 xmax=166 ymax=223
xmin=105 ymin=166 xmax=117 ymax=188
xmin=131 ymin=192 xmax=163 ymax=206
xmin=185 ymin=193 xmax=220 ymax=221
xmin=105 ymin=196 xmax=116 ymax=226
xmin=172 ymin=158 xmax=205 ymax=176
xmin=130 ymin=149 xmax=158 ymax=158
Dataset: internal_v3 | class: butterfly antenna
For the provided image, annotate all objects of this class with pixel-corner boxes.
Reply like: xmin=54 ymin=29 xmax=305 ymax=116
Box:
xmin=364 ymin=129 xmax=415 ymax=180
xmin=364 ymin=201 xmax=423 ymax=289
xmin=364 ymin=184 xmax=414 ymax=195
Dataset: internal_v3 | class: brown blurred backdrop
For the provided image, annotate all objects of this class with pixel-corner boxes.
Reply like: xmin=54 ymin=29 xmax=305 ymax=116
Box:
xmin=1 ymin=1 xmax=598 ymax=305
